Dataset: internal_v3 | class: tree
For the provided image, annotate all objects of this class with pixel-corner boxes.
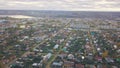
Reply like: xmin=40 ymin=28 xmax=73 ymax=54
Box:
xmin=102 ymin=50 xmax=108 ymax=58
xmin=0 ymin=62 xmax=4 ymax=68
xmin=117 ymin=43 xmax=120 ymax=47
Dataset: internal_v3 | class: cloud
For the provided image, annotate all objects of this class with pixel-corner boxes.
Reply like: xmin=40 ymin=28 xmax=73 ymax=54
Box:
xmin=0 ymin=0 xmax=119 ymax=11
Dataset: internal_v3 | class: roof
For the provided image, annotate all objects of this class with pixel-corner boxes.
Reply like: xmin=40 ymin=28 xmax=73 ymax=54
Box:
xmin=52 ymin=62 xmax=62 ymax=66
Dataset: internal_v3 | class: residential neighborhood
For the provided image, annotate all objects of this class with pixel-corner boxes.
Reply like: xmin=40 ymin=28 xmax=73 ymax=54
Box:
xmin=0 ymin=16 xmax=120 ymax=68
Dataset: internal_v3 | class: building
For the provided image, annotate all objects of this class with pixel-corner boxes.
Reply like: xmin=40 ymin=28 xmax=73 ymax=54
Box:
xmin=63 ymin=61 xmax=74 ymax=68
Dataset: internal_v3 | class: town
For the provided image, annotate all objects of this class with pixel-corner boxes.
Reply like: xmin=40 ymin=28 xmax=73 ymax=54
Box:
xmin=0 ymin=16 xmax=120 ymax=68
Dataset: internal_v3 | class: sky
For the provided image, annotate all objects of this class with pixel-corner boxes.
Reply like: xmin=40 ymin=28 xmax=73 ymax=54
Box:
xmin=0 ymin=0 xmax=120 ymax=11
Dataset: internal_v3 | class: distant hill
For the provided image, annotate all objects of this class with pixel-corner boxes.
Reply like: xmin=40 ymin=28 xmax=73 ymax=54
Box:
xmin=0 ymin=10 xmax=120 ymax=20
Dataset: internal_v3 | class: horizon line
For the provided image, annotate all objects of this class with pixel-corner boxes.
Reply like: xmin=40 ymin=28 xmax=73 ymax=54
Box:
xmin=0 ymin=9 xmax=120 ymax=12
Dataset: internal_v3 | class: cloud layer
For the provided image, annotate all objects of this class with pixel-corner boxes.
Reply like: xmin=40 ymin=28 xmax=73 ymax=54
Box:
xmin=0 ymin=0 xmax=120 ymax=11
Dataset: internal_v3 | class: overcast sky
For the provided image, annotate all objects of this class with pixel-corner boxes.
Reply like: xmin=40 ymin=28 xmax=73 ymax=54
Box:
xmin=0 ymin=0 xmax=120 ymax=11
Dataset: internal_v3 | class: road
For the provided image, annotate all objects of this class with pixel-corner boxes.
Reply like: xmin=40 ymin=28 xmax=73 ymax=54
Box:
xmin=88 ymin=23 xmax=96 ymax=54
xmin=46 ymin=24 xmax=71 ymax=68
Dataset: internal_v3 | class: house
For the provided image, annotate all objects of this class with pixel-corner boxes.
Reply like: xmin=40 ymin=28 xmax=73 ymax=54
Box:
xmin=51 ymin=62 xmax=63 ymax=68
xmin=63 ymin=61 xmax=74 ymax=68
